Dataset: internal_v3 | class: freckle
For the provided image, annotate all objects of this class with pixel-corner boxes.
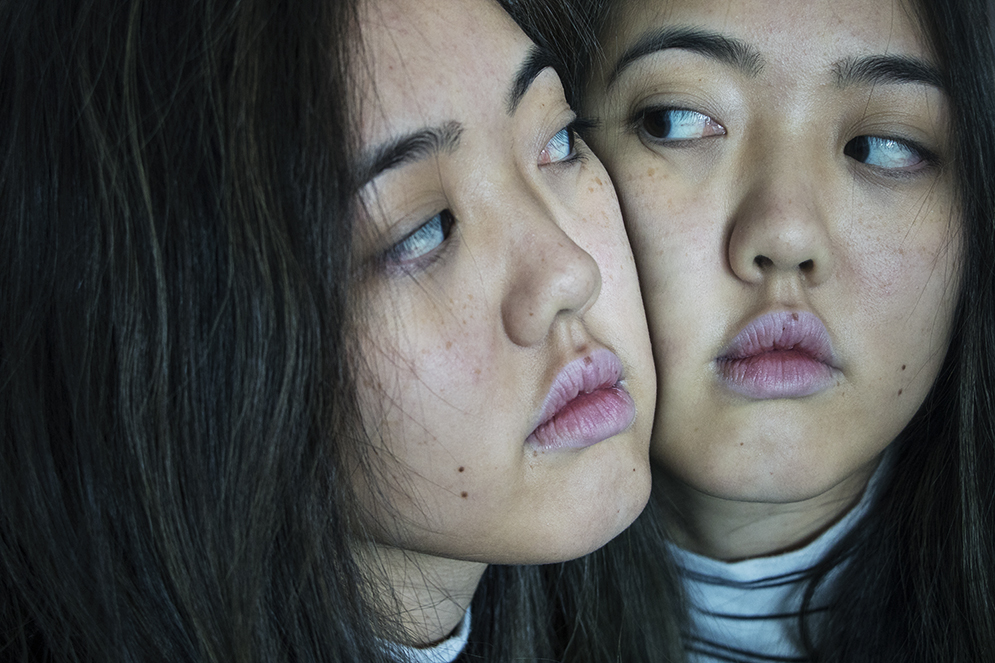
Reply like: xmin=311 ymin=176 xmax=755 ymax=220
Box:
xmin=467 ymin=294 xmax=473 ymax=300
xmin=474 ymin=368 xmax=481 ymax=375
xmin=647 ymin=168 xmax=655 ymax=177
xmin=898 ymin=389 xmax=903 ymax=395
xmin=902 ymin=365 xmax=907 ymax=371
xmin=740 ymin=442 xmax=744 ymax=446
xmin=458 ymin=466 xmax=465 ymax=472
xmin=792 ymin=312 xmax=799 ymax=320
xmin=584 ymin=356 xmax=593 ymax=365
xmin=589 ymin=187 xmax=595 ymax=193
xmin=461 ymin=492 xmax=468 ymax=499
xmin=446 ymin=341 xmax=452 ymax=349
xmin=595 ymin=177 xmax=603 ymax=186
xmin=532 ymin=449 xmax=538 ymax=458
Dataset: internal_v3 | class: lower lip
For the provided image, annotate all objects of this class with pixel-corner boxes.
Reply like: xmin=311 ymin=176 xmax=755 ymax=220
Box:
xmin=527 ymin=385 xmax=635 ymax=451
xmin=718 ymin=351 xmax=836 ymax=399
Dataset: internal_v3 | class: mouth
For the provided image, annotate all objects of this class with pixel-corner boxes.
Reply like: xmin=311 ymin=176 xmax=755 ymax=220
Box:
xmin=716 ymin=310 xmax=839 ymax=400
xmin=527 ymin=348 xmax=636 ymax=451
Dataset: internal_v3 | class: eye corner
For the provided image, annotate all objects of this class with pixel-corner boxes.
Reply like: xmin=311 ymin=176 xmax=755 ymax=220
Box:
xmin=380 ymin=209 xmax=457 ymax=273
xmin=631 ymin=106 xmax=727 ymax=146
xmin=538 ymin=119 xmax=594 ymax=168
xmin=843 ymin=134 xmax=940 ymax=179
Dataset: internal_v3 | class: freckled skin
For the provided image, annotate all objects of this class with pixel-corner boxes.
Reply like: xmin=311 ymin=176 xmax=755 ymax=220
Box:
xmin=586 ymin=0 xmax=960 ymax=557
xmin=354 ymin=0 xmax=655 ymax=566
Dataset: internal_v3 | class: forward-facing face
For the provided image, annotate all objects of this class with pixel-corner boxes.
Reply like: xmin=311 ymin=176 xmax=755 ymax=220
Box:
xmin=586 ymin=0 xmax=961 ymax=504
xmin=352 ymin=0 xmax=655 ymax=565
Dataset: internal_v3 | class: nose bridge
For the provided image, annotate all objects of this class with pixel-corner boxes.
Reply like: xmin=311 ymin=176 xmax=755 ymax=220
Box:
xmin=500 ymin=187 xmax=601 ymax=348
xmin=727 ymin=132 xmax=834 ymax=285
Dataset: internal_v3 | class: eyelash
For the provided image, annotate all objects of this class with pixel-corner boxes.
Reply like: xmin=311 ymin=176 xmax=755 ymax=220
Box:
xmin=540 ymin=118 xmax=597 ymax=166
xmin=843 ymin=134 xmax=938 ymax=176
xmin=632 ymin=105 xmax=939 ymax=176
xmin=382 ymin=209 xmax=456 ymax=271
xmin=631 ymin=106 xmax=726 ymax=145
xmin=380 ymin=118 xmax=594 ymax=273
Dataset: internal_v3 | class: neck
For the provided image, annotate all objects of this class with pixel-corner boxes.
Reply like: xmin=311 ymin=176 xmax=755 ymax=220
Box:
xmin=660 ymin=458 xmax=880 ymax=561
xmin=357 ymin=543 xmax=486 ymax=647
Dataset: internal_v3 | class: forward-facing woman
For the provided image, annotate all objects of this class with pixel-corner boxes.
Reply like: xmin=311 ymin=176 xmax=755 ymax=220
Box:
xmin=552 ymin=0 xmax=995 ymax=660
xmin=0 ymin=0 xmax=656 ymax=660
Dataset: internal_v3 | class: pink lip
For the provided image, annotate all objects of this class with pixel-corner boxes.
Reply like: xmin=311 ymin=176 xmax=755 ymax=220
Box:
xmin=527 ymin=348 xmax=636 ymax=451
xmin=716 ymin=310 xmax=839 ymax=399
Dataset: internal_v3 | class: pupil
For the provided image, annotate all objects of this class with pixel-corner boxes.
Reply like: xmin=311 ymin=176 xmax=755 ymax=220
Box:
xmin=845 ymin=136 xmax=870 ymax=162
xmin=643 ymin=111 xmax=672 ymax=139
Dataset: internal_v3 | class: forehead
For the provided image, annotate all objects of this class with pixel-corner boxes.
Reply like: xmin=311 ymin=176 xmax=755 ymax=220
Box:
xmin=606 ymin=0 xmax=930 ymax=74
xmin=357 ymin=0 xmax=532 ymax=143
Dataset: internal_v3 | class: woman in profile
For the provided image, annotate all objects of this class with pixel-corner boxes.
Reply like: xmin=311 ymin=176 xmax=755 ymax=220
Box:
xmin=0 ymin=0 xmax=658 ymax=660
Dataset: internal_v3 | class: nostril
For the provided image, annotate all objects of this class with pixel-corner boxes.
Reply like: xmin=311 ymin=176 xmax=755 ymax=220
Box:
xmin=799 ymin=259 xmax=814 ymax=272
xmin=754 ymin=255 xmax=773 ymax=269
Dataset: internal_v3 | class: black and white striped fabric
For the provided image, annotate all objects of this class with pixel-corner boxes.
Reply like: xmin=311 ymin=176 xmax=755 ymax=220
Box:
xmin=668 ymin=465 xmax=886 ymax=663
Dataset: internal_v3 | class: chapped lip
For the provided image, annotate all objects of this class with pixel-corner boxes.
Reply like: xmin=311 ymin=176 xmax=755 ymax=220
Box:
xmin=714 ymin=310 xmax=841 ymax=399
xmin=717 ymin=310 xmax=838 ymax=366
xmin=524 ymin=346 xmax=636 ymax=451
xmin=530 ymin=348 xmax=626 ymax=433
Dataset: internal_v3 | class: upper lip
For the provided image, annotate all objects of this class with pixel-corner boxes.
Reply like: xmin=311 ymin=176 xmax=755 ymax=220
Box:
xmin=530 ymin=348 xmax=625 ymax=433
xmin=717 ymin=310 xmax=838 ymax=366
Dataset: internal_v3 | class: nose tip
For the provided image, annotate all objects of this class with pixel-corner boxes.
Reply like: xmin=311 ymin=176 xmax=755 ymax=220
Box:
xmin=501 ymin=228 xmax=602 ymax=348
xmin=728 ymin=178 xmax=833 ymax=286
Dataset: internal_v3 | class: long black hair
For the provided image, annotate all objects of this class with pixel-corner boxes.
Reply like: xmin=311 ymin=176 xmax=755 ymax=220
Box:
xmin=0 ymin=0 xmax=412 ymax=660
xmin=805 ymin=0 xmax=995 ymax=658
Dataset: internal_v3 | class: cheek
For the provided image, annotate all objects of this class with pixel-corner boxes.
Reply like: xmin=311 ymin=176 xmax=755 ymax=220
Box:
xmin=841 ymin=200 xmax=962 ymax=339
xmin=361 ymin=294 xmax=501 ymax=448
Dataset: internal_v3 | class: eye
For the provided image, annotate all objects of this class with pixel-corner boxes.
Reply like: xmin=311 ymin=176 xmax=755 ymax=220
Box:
xmin=844 ymin=136 xmax=929 ymax=171
xmin=637 ymin=108 xmax=726 ymax=143
xmin=538 ymin=125 xmax=577 ymax=165
xmin=384 ymin=210 xmax=455 ymax=266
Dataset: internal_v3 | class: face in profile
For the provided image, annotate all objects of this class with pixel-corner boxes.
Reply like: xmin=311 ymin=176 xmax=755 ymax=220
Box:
xmin=586 ymin=0 xmax=961 ymax=505
xmin=350 ymin=0 xmax=655 ymax=565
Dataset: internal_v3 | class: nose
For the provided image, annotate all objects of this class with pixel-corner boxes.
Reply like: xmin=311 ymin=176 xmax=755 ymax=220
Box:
xmin=501 ymin=204 xmax=602 ymax=347
xmin=727 ymin=157 xmax=834 ymax=286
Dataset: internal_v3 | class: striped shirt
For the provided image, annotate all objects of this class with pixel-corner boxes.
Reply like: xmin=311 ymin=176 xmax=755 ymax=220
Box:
xmin=668 ymin=466 xmax=885 ymax=663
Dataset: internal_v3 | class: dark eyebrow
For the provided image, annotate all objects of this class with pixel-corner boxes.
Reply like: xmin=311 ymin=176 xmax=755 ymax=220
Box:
xmin=608 ymin=27 xmax=764 ymax=88
xmin=358 ymin=120 xmax=463 ymax=185
xmin=833 ymin=54 xmax=944 ymax=90
xmin=507 ymin=44 xmax=560 ymax=115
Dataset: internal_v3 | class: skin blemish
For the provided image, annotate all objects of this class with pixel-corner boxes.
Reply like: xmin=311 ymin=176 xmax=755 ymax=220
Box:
xmin=446 ymin=341 xmax=452 ymax=349
xmin=902 ymin=365 xmax=907 ymax=370
xmin=898 ymin=389 xmax=903 ymax=396
xmin=595 ymin=177 xmax=603 ymax=186
xmin=584 ymin=356 xmax=593 ymax=366
xmin=461 ymin=492 xmax=468 ymax=499
xmin=647 ymin=168 xmax=655 ymax=177
xmin=791 ymin=312 xmax=799 ymax=321
xmin=458 ymin=466 xmax=465 ymax=472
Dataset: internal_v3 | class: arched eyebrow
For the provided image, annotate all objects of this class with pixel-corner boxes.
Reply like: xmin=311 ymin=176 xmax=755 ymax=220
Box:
xmin=507 ymin=44 xmax=560 ymax=115
xmin=358 ymin=44 xmax=558 ymax=186
xmin=832 ymin=54 xmax=943 ymax=90
xmin=358 ymin=121 xmax=463 ymax=185
xmin=608 ymin=26 xmax=764 ymax=88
